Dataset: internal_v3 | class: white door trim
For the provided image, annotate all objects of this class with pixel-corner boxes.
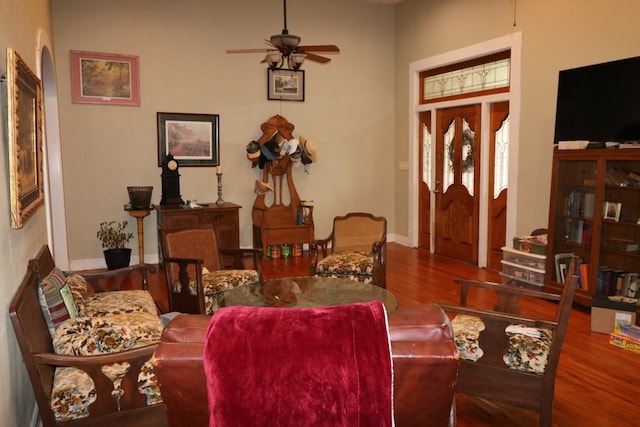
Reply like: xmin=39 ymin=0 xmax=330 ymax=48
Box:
xmin=408 ymin=32 xmax=522 ymax=267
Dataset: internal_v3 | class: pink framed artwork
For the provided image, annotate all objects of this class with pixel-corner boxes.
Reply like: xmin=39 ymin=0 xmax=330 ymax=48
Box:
xmin=70 ymin=50 xmax=140 ymax=106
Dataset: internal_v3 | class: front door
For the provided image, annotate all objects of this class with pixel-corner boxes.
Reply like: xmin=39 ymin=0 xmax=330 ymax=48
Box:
xmin=434 ymin=104 xmax=481 ymax=264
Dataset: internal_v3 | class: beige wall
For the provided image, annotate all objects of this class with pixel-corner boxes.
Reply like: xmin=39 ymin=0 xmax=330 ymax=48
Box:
xmin=52 ymin=0 xmax=397 ymax=266
xmin=394 ymin=0 xmax=640 ymax=238
xmin=0 ymin=0 xmax=54 ymax=424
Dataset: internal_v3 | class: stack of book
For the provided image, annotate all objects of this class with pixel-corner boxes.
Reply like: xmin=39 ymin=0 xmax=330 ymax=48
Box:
xmin=609 ymin=323 xmax=640 ymax=355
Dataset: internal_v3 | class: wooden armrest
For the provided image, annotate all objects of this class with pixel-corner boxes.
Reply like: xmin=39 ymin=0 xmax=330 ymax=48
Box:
xmin=438 ymin=304 xmax=558 ymax=330
xmin=372 ymin=238 xmax=386 ymax=254
xmin=219 ymin=247 xmax=263 ymax=275
xmin=33 ymin=344 xmax=157 ymax=366
xmin=454 ymin=278 xmax=562 ymax=301
xmin=310 ymin=237 xmax=332 ymax=268
xmin=70 ymin=263 xmax=157 ymax=293
xmin=163 ymin=257 xmax=204 ymax=292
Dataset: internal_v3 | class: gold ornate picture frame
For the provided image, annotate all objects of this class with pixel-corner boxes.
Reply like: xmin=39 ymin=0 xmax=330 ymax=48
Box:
xmin=6 ymin=48 xmax=44 ymax=228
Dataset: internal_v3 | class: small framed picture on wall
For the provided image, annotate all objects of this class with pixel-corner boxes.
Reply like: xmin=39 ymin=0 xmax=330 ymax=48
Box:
xmin=267 ymin=68 xmax=305 ymax=102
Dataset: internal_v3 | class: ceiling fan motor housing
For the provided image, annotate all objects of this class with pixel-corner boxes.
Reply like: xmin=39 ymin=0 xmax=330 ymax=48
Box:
xmin=271 ymin=32 xmax=301 ymax=50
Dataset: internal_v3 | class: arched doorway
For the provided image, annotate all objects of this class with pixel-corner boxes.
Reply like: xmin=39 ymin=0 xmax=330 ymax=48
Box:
xmin=37 ymin=33 xmax=69 ymax=269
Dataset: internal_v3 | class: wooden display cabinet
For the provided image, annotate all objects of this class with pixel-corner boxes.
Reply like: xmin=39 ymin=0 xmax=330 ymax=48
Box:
xmin=545 ymin=147 xmax=640 ymax=307
xmin=154 ymin=202 xmax=241 ymax=263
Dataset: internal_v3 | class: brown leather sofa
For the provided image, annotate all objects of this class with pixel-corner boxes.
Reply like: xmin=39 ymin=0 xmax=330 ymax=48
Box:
xmin=154 ymin=304 xmax=459 ymax=427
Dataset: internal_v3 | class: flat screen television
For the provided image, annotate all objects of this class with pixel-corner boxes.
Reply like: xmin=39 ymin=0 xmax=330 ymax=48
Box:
xmin=553 ymin=55 xmax=640 ymax=143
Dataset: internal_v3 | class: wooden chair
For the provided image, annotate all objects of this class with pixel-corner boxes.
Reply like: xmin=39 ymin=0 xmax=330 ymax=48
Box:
xmin=160 ymin=224 xmax=262 ymax=314
xmin=438 ymin=255 xmax=579 ymax=427
xmin=251 ymin=115 xmax=315 ymax=256
xmin=310 ymin=212 xmax=387 ymax=288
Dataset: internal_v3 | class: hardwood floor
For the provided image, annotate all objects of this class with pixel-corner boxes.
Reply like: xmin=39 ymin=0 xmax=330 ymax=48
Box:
xmin=149 ymin=243 xmax=640 ymax=426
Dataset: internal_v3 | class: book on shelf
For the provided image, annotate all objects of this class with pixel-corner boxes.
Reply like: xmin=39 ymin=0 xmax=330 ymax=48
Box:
xmin=573 ymin=220 xmax=584 ymax=244
xmin=605 ymin=239 xmax=639 ymax=252
xmin=578 ymin=263 xmax=589 ymax=291
xmin=563 ymin=219 xmax=588 ymax=244
xmin=597 ymin=266 xmax=614 ymax=295
xmin=564 ymin=190 xmax=595 ymax=217
xmin=614 ymin=270 xmax=629 ymax=295
xmin=583 ymin=192 xmax=595 ymax=218
xmin=605 ymin=168 xmax=640 ymax=187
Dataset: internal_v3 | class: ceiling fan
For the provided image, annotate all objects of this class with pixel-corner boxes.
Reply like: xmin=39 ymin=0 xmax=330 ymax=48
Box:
xmin=226 ymin=0 xmax=340 ymax=70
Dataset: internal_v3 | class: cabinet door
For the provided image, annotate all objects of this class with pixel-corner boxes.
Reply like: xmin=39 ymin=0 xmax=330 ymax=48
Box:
xmin=549 ymin=158 xmax=598 ymax=284
xmin=202 ymin=210 xmax=239 ymax=248
xmin=597 ymin=160 xmax=640 ymax=296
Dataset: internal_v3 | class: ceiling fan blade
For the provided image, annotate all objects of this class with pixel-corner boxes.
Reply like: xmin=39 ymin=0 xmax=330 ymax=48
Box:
xmin=226 ymin=48 xmax=275 ymax=54
xmin=304 ymin=52 xmax=331 ymax=64
xmin=298 ymin=45 xmax=340 ymax=53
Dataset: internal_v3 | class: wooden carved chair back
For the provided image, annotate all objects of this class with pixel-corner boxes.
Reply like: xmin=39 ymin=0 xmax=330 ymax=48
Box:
xmin=160 ymin=225 xmax=223 ymax=283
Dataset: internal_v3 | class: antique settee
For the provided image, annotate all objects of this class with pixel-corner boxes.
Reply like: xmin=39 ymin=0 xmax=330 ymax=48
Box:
xmin=9 ymin=245 xmax=168 ymax=427
xmin=154 ymin=303 xmax=459 ymax=427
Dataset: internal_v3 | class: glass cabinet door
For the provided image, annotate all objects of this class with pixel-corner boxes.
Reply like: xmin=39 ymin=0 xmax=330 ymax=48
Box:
xmin=597 ymin=160 xmax=640 ymax=296
xmin=550 ymin=159 xmax=597 ymax=283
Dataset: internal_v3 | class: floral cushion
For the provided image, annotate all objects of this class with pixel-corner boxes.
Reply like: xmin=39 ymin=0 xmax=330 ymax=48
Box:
xmin=451 ymin=315 xmax=552 ymax=375
xmin=53 ymin=312 xmax=163 ymax=355
xmin=170 ymin=269 xmax=259 ymax=315
xmin=83 ymin=290 xmax=158 ymax=317
xmin=503 ymin=325 xmax=552 ymax=374
xmin=451 ymin=315 xmax=486 ymax=362
xmin=50 ymin=308 xmax=163 ymax=421
xmin=314 ymin=251 xmax=374 ymax=284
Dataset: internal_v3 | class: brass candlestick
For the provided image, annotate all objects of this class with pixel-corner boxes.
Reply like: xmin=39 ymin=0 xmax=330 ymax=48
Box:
xmin=216 ymin=172 xmax=225 ymax=205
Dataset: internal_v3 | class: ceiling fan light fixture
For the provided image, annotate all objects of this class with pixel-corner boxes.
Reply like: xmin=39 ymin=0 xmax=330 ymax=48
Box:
xmin=289 ymin=53 xmax=306 ymax=70
xmin=266 ymin=52 xmax=283 ymax=69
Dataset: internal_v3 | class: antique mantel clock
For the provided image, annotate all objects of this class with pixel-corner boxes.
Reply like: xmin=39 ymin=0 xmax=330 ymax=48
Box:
xmin=160 ymin=154 xmax=185 ymax=206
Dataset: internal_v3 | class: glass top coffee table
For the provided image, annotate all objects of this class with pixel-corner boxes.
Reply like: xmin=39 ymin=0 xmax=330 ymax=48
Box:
xmin=222 ymin=277 xmax=398 ymax=311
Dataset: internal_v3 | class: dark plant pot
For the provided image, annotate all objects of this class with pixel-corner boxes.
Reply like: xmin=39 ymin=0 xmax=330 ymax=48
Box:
xmin=103 ymin=248 xmax=132 ymax=270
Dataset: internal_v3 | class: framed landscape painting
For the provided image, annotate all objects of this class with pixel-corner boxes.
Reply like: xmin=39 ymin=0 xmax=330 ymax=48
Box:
xmin=6 ymin=48 xmax=45 ymax=228
xmin=157 ymin=112 xmax=220 ymax=167
xmin=70 ymin=50 xmax=140 ymax=106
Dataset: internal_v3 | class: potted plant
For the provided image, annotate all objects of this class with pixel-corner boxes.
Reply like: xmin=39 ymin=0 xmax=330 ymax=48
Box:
xmin=97 ymin=220 xmax=134 ymax=270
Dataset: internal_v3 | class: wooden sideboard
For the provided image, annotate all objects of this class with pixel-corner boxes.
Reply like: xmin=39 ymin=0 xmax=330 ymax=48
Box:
xmin=154 ymin=202 xmax=241 ymax=262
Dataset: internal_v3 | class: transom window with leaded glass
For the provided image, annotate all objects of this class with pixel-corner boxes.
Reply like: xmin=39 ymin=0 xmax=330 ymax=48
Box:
xmin=420 ymin=51 xmax=510 ymax=104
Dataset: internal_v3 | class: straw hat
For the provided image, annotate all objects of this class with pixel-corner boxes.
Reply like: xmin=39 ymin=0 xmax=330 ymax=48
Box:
xmin=300 ymin=136 xmax=317 ymax=163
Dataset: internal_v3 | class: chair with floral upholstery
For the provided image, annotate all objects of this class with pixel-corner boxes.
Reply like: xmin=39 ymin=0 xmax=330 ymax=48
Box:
xmin=9 ymin=245 xmax=168 ymax=427
xmin=160 ymin=224 xmax=262 ymax=314
xmin=438 ymin=255 xmax=579 ymax=427
xmin=310 ymin=212 xmax=387 ymax=288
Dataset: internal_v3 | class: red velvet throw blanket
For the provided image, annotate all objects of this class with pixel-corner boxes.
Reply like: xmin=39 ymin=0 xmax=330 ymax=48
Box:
xmin=203 ymin=301 xmax=392 ymax=426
